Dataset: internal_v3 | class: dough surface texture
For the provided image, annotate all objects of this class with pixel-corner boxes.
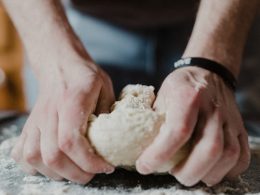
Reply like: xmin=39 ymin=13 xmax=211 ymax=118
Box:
xmin=88 ymin=84 xmax=189 ymax=173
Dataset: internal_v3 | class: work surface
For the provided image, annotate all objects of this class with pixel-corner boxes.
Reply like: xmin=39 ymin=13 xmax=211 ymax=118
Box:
xmin=0 ymin=116 xmax=260 ymax=195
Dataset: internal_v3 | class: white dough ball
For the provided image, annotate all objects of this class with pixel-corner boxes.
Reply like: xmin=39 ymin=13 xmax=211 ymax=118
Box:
xmin=87 ymin=84 xmax=189 ymax=173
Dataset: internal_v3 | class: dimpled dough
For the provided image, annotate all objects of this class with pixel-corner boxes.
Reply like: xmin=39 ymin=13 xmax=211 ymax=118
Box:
xmin=87 ymin=84 xmax=189 ymax=173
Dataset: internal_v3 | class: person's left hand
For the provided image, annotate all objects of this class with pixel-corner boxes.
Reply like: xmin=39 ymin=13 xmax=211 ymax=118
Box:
xmin=136 ymin=66 xmax=250 ymax=186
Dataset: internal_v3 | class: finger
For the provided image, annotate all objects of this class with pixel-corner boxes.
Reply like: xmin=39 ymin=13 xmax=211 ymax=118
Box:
xmin=171 ymin=111 xmax=224 ymax=186
xmin=41 ymin=110 xmax=94 ymax=184
xmin=11 ymin=117 xmax=37 ymax=175
xmin=95 ymin=85 xmax=115 ymax=114
xmin=23 ymin=127 xmax=62 ymax=180
xmin=95 ymin=74 xmax=115 ymax=114
xmin=11 ymin=111 xmax=38 ymax=162
xmin=136 ymin=89 xmax=199 ymax=174
xmin=11 ymin=131 xmax=27 ymax=162
xmin=202 ymin=124 xmax=240 ymax=186
xmin=58 ymin=101 xmax=114 ymax=174
xmin=12 ymin=132 xmax=37 ymax=175
xmin=226 ymin=130 xmax=251 ymax=178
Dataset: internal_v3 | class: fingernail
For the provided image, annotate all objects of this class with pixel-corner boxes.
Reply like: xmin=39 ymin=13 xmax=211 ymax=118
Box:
xmin=104 ymin=166 xmax=115 ymax=174
xmin=136 ymin=160 xmax=152 ymax=175
xmin=52 ymin=176 xmax=63 ymax=181
xmin=205 ymin=182 xmax=214 ymax=187
xmin=169 ymin=167 xmax=176 ymax=175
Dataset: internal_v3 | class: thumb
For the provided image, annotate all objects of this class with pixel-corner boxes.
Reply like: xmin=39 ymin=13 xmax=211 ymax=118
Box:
xmin=95 ymin=73 xmax=115 ymax=114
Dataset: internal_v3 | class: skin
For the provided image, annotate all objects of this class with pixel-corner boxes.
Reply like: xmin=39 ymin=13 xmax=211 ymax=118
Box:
xmin=2 ymin=0 xmax=115 ymax=184
xmin=2 ymin=0 xmax=259 ymax=186
xmin=136 ymin=0 xmax=259 ymax=186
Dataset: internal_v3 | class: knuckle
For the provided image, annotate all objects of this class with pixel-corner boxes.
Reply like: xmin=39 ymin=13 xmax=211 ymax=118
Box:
xmin=183 ymin=89 xmax=200 ymax=108
xmin=58 ymin=135 xmax=74 ymax=152
xmin=225 ymin=144 xmax=240 ymax=159
xmin=207 ymin=139 xmax=223 ymax=158
xmin=153 ymin=151 xmax=169 ymax=163
xmin=24 ymin=150 xmax=41 ymax=164
xmin=79 ymin=72 xmax=102 ymax=91
xmin=176 ymin=126 xmax=191 ymax=140
xmin=100 ymin=70 xmax=111 ymax=83
xmin=43 ymin=150 xmax=62 ymax=167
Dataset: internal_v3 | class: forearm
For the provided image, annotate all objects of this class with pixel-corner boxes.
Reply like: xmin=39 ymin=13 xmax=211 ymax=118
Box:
xmin=183 ymin=0 xmax=259 ymax=77
xmin=2 ymin=0 xmax=94 ymax=77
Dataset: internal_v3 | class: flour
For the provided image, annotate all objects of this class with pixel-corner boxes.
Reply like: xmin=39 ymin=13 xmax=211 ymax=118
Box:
xmin=0 ymin=190 xmax=8 ymax=195
xmin=0 ymin=87 xmax=259 ymax=194
xmin=0 ymin=127 xmax=257 ymax=194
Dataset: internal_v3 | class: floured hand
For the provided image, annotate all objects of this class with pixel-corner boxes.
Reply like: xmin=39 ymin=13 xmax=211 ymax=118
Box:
xmin=11 ymin=60 xmax=115 ymax=184
xmin=136 ymin=67 xmax=250 ymax=186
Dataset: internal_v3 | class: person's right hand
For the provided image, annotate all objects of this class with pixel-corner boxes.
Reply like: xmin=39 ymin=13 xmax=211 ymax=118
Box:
xmin=11 ymin=58 xmax=115 ymax=184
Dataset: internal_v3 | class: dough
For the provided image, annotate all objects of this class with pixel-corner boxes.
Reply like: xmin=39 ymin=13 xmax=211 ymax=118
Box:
xmin=87 ymin=84 xmax=189 ymax=173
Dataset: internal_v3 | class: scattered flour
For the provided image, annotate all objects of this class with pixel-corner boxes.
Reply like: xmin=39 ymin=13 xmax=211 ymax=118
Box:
xmin=0 ymin=190 xmax=9 ymax=195
xmin=0 ymin=85 xmax=258 ymax=195
xmin=0 ymin=130 xmax=253 ymax=194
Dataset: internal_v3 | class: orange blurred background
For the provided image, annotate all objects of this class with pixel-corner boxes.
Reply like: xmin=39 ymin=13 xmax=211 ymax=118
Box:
xmin=0 ymin=4 xmax=25 ymax=112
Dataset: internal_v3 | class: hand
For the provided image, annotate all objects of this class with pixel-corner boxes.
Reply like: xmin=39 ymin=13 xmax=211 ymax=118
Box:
xmin=11 ymin=59 xmax=115 ymax=184
xmin=136 ymin=67 xmax=250 ymax=186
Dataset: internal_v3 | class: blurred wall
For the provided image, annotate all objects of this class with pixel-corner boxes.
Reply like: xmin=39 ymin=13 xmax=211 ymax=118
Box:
xmin=0 ymin=4 xmax=25 ymax=111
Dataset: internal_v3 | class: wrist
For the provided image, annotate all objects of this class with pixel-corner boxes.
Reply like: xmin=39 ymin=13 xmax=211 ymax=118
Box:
xmin=182 ymin=40 xmax=242 ymax=78
xmin=26 ymin=24 xmax=98 ymax=80
xmin=3 ymin=0 xmax=97 ymax=78
xmin=182 ymin=0 xmax=258 ymax=78
xmin=25 ymin=13 xmax=95 ymax=73
xmin=173 ymin=57 xmax=237 ymax=91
